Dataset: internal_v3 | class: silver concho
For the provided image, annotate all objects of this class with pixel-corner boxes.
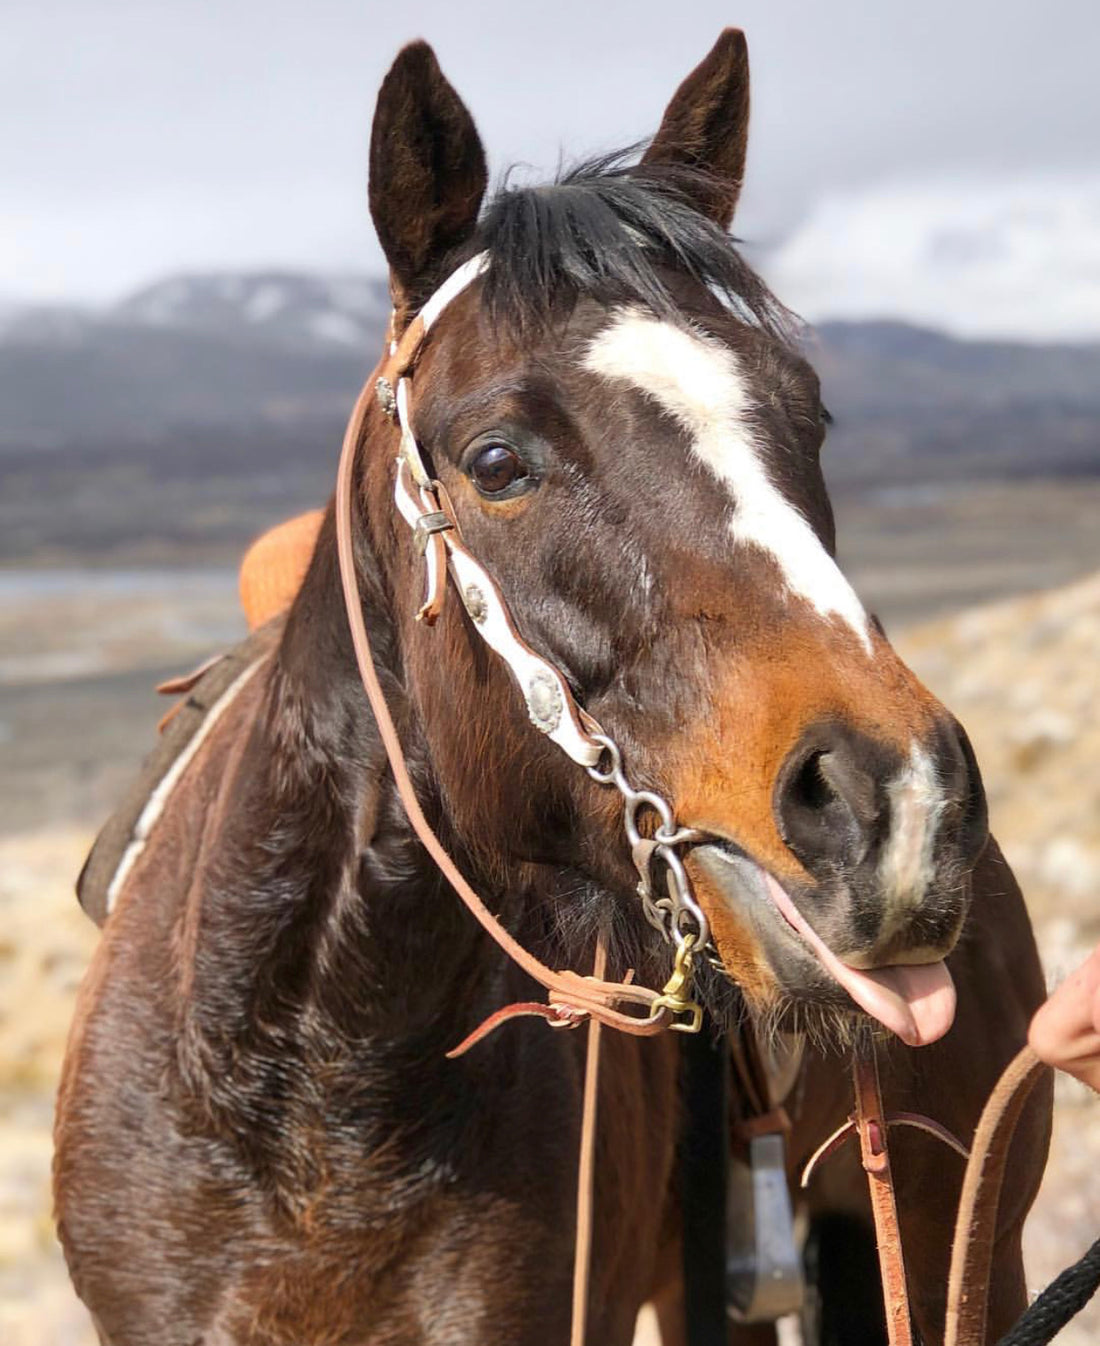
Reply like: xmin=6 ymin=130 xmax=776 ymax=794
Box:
xmin=375 ymin=377 xmax=397 ymax=420
xmin=462 ymin=584 xmax=488 ymax=624
xmin=526 ymin=670 xmax=563 ymax=734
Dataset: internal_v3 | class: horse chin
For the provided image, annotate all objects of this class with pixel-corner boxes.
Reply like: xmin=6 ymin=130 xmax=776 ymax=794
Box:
xmin=687 ymin=841 xmax=961 ymax=1048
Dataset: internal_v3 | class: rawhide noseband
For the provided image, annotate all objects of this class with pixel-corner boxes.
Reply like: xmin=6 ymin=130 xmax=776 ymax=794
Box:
xmin=335 ymin=251 xmax=711 ymax=1043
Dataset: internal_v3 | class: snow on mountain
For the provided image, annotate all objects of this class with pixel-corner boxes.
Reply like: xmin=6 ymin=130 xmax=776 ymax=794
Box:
xmin=0 ymin=303 xmax=96 ymax=345
xmin=111 ymin=272 xmax=391 ymax=348
xmin=0 ymin=271 xmax=393 ymax=447
xmin=0 ymin=270 xmax=392 ymax=355
xmin=765 ymin=174 xmax=1100 ymax=343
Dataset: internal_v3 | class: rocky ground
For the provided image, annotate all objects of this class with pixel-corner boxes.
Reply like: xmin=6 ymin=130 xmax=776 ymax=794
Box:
xmin=1 ymin=565 xmax=1098 ymax=1344
xmin=0 ymin=830 xmax=99 ymax=1346
xmin=895 ymin=571 xmax=1100 ymax=1345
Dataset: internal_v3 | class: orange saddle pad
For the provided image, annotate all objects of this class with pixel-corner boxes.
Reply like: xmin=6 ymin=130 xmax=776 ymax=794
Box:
xmin=238 ymin=509 xmax=325 ymax=630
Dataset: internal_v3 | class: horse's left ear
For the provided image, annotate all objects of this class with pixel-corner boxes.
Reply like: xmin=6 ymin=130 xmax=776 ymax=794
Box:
xmin=369 ymin=41 xmax=488 ymax=321
xmin=642 ymin=28 xmax=750 ymax=229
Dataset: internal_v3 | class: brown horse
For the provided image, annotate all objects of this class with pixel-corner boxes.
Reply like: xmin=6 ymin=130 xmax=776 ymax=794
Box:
xmin=54 ymin=30 xmax=1050 ymax=1346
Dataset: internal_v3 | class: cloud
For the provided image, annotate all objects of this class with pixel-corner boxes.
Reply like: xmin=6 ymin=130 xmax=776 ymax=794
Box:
xmin=764 ymin=175 xmax=1100 ymax=343
xmin=0 ymin=180 xmax=382 ymax=307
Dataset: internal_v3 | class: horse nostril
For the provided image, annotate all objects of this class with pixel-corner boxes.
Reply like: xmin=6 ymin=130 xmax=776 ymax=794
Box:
xmin=776 ymin=719 xmax=990 ymax=893
xmin=775 ymin=728 xmax=884 ymax=872
xmin=770 ymin=720 xmax=985 ymax=963
xmin=790 ymin=751 xmax=833 ymax=814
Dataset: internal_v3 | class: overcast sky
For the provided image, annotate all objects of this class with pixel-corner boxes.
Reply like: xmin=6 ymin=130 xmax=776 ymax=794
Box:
xmin=5 ymin=0 xmax=1100 ymax=334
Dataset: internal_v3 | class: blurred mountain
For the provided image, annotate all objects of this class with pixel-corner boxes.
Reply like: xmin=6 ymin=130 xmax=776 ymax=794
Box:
xmin=0 ymin=272 xmax=390 ymax=447
xmin=816 ymin=320 xmax=1100 ymax=411
xmin=815 ymin=320 xmax=1100 ymax=489
xmin=112 ymin=273 xmax=389 ymax=348
xmin=1 ymin=270 xmax=1098 ymax=564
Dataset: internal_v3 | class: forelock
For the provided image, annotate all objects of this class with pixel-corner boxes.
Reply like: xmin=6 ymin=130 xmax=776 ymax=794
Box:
xmin=450 ymin=150 xmax=799 ymax=348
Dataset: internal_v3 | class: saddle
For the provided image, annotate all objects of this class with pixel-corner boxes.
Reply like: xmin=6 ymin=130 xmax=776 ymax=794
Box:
xmin=75 ymin=510 xmax=324 ymax=927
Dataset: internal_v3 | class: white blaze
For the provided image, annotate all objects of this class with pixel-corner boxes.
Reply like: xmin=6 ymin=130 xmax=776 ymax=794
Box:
xmin=876 ymin=741 xmax=948 ymax=947
xmin=583 ymin=308 xmax=871 ymax=649
xmin=879 ymin=742 xmax=946 ymax=896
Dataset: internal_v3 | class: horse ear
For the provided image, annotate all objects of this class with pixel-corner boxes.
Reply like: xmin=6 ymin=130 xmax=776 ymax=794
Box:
xmin=641 ymin=28 xmax=750 ymax=229
xmin=369 ymin=42 xmax=487 ymax=320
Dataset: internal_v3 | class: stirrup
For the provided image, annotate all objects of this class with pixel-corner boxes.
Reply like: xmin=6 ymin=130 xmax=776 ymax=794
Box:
xmin=726 ymin=1128 xmax=805 ymax=1322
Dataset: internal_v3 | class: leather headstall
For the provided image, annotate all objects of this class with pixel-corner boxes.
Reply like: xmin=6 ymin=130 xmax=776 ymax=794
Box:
xmin=334 ymin=251 xmax=707 ymax=1047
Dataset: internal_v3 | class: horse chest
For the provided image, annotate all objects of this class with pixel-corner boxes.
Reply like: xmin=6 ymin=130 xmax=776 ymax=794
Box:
xmin=61 ymin=989 xmax=676 ymax=1346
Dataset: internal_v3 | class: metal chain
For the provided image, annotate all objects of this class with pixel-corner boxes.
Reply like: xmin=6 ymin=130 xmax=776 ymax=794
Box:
xmin=587 ymin=733 xmax=710 ymax=951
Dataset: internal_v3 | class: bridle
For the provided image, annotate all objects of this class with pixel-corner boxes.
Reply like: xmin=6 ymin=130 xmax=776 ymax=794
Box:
xmin=335 ymin=250 xmax=712 ymax=1043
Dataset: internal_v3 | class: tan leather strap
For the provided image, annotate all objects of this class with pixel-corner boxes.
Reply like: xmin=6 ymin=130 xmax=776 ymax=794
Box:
xmin=800 ymin=1107 xmax=968 ymax=1191
xmin=571 ymin=934 xmax=608 ymax=1346
xmin=729 ymin=1021 xmax=795 ymax=1143
xmin=729 ymin=1026 xmax=768 ymax=1118
xmin=944 ymin=1045 xmax=1050 ymax=1346
xmin=853 ymin=1050 xmax=914 ymax=1346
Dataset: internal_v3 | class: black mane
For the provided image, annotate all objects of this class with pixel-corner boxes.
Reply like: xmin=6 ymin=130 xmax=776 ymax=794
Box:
xmin=462 ymin=150 xmax=797 ymax=345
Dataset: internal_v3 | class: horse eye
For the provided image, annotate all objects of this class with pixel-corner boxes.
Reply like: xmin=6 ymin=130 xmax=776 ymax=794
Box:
xmin=470 ymin=443 xmax=526 ymax=495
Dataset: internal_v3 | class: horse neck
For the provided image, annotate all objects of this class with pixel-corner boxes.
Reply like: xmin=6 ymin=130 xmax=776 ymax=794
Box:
xmin=187 ymin=504 xmax=520 ymax=1070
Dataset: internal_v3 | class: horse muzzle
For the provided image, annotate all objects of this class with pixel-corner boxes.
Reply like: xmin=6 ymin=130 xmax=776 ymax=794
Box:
xmin=689 ymin=842 xmax=961 ymax=1046
xmin=681 ymin=716 xmax=987 ymax=1046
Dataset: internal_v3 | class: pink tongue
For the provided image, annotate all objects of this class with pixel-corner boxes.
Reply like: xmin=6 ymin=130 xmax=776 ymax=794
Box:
xmin=763 ymin=874 xmax=956 ymax=1047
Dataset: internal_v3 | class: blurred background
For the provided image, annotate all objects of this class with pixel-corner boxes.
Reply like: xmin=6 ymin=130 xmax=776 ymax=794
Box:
xmin=2 ymin=1 xmax=1098 ymax=1341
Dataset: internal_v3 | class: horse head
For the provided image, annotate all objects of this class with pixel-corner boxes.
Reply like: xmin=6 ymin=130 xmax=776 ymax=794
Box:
xmin=357 ymin=33 xmax=988 ymax=1047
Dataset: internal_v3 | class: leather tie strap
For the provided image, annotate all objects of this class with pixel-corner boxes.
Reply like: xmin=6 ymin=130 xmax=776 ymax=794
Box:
xmin=571 ymin=935 xmax=608 ymax=1346
xmin=854 ymin=1050 xmax=914 ymax=1346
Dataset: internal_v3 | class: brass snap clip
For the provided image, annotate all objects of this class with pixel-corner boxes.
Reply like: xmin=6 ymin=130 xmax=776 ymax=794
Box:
xmin=650 ymin=932 xmax=704 ymax=1033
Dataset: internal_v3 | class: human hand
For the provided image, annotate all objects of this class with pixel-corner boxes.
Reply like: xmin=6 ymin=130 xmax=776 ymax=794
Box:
xmin=1028 ymin=944 xmax=1100 ymax=1093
